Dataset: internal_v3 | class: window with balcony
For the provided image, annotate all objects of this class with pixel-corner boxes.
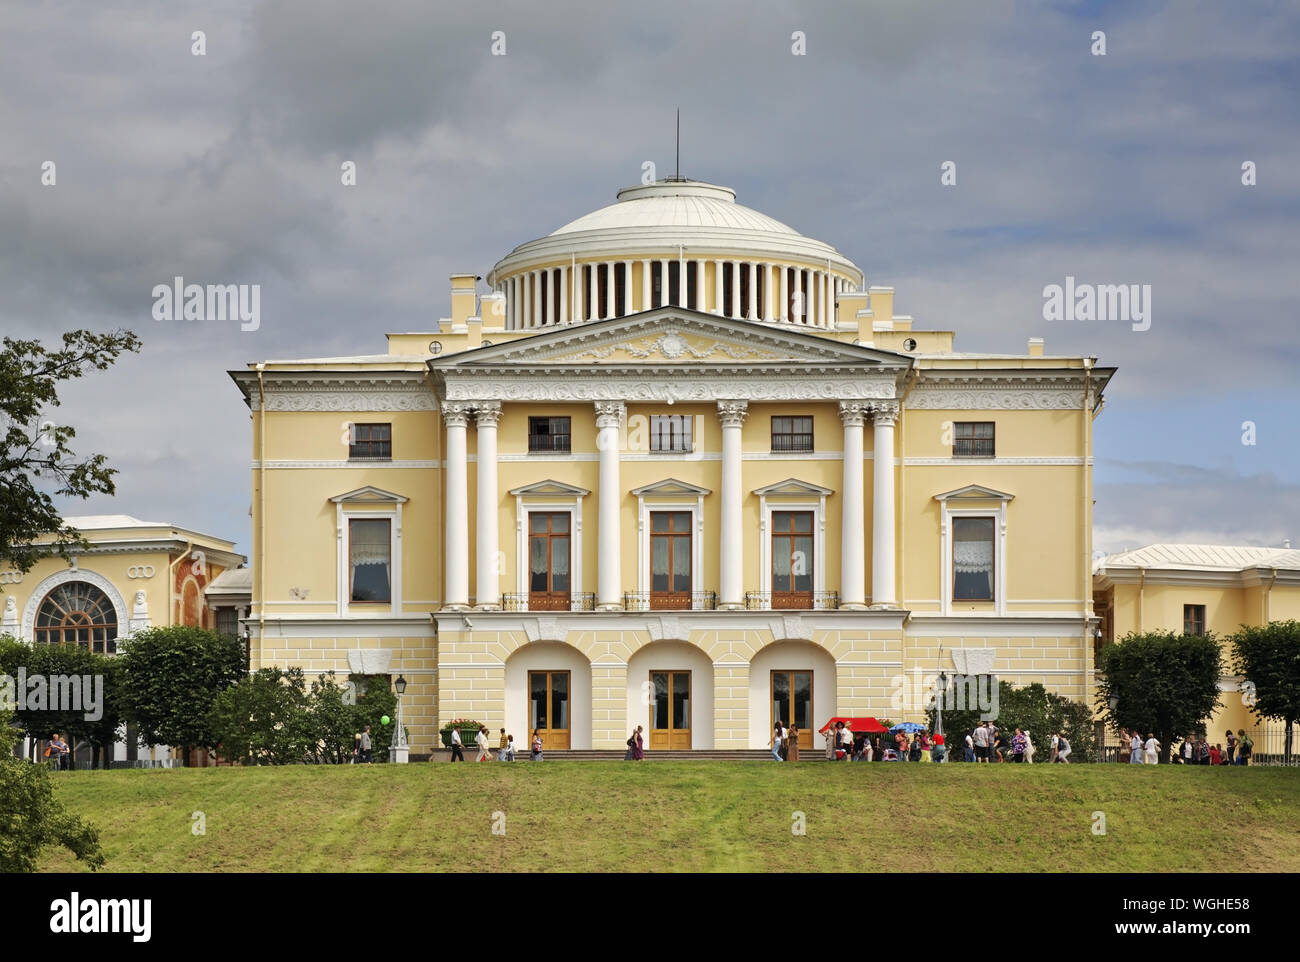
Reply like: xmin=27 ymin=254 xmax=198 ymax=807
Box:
xmin=771 ymin=511 xmax=814 ymax=608
xmin=528 ymin=416 xmax=571 ymax=453
xmin=348 ymin=423 xmax=391 ymax=460
xmin=650 ymin=415 xmax=693 ymax=453
xmin=528 ymin=512 xmax=571 ymax=610
xmin=771 ymin=416 xmax=813 ymax=452
xmin=650 ymin=511 xmax=692 ymax=609
xmin=953 ymin=421 xmax=995 ymax=458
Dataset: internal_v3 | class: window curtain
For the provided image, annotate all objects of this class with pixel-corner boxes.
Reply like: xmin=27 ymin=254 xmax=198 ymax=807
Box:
xmin=953 ymin=517 xmax=994 ymax=600
xmin=350 ymin=520 xmax=391 ymax=601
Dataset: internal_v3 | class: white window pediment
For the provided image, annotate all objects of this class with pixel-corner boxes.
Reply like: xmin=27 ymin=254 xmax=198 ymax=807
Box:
xmin=933 ymin=484 xmax=1014 ymax=503
xmin=330 ymin=485 xmax=409 ymax=505
xmin=631 ymin=478 xmax=712 ymax=498
xmin=508 ymin=479 xmax=591 ymax=498
xmin=753 ymin=478 xmax=834 ymax=499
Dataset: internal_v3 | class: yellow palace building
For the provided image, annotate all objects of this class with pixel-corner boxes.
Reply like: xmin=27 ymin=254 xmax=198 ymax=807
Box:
xmin=231 ymin=177 xmax=1116 ymax=754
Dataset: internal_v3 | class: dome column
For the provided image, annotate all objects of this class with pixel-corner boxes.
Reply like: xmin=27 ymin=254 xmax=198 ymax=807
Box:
xmin=729 ymin=260 xmax=741 ymax=317
xmin=714 ymin=259 xmax=723 ymax=314
xmin=780 ymin=266 xmax=789 ymax=322
xmin=588 ymin=261 xmax=598 ymax=321
xmin=641 ymin=260 xmax=652 ymax=311
xmin=595 ymin=401 xmax=625 ymax=611
xmin=793 ymin=268 xmax=803 ymax=323
xmin=559 ymin=265 xmax=569 ymax=323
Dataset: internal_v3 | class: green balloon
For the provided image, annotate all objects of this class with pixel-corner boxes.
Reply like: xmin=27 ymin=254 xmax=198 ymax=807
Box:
xmin=381 ymin=715 xmax=391 ymax=726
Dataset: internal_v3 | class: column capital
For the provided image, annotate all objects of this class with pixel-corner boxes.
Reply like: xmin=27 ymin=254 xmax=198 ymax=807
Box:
xmin=473 ymin=401 xmax=503 ymax=426
xmin=870 ymin=399 xmax=900 ymax=426
xmin=594 ymin=400 xmax=625 ymax=427
xmin=441 ymin=401 xmax=472 ymax=427
xmin=838 ymin=401 xmax=869 ymax=426
xmin=717 ymin=400 xmax=749 ymax=426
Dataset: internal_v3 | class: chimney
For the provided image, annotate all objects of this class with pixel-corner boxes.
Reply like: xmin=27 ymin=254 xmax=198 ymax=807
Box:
xmin=450 ymin=274 xmax=479 ymax=329
xmin=1285 ymin=539 xmax=1292 ymax=549
xmin=1027 ymin=337 xmax=1044 ymax=357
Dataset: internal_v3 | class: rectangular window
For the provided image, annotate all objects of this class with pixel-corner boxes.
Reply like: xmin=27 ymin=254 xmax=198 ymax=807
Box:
xmin=349 ymin=423 xmax=392 ymax=460
xmin=650 ymin=511 xmax=692 ymax=608
xmin=952 ymin=517 xmax=994 ymax=601
xmin=650 ymin=415 xmax=693 ymax=453
xmin=771 ymin=511 xmax=814 ymax=608
xmin=771 ymin=416 xmax=814 ymax=452
xmin=349 ymin=518 xmax=391 ymax=603
xmin=215 ymin=608 xmax=239 ymax=638
xmin=1183 ymin=604 xmax=1206 ymax=636
xmin=528 ymin=416 xmax=571 ymax=452
xmin=528 ymin=512 xmax=570 ymax=610
xmin=953 ymin=422 xmax=995 ymax=458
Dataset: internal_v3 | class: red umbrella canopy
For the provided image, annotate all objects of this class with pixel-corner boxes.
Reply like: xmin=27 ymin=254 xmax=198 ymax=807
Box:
xmin=818 ymin=716 xmax=890 ymax=734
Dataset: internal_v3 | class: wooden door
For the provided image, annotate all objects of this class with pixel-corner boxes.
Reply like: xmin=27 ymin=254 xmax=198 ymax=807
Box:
xmin=528 ymin=670 xmax=571 ymax=750
xmin=771 ymin=670 xmax=813 ymax=749
xmin=649 ymin=670 xmax=691 ymax=750
xmin=771 ymin=511 xmax=813 ymax=608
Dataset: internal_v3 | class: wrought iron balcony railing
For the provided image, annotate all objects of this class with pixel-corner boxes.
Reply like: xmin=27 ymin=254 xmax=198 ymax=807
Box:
xmin=501 ymin=592 xmax=595 ymax=612
xmin=744 ymin=590 xmax=840 ymax=611
xmin=622 ymin=590 xmax=718 ymax=612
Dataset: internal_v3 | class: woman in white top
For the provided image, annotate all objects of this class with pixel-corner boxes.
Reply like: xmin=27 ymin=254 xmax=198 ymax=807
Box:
xmin=1144 ymin=734 xmax=1160 ymax=764
xmin=475 ymin=727 xmax=491 ymax=762
xmin=1023 ymin=730 xmax=1035 ymax=764
xmin=1130 ymin=731 xmax=1145 ymax=763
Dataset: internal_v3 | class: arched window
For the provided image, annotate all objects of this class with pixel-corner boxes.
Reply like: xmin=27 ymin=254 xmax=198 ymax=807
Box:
xmin=34 ymin=582 xmax=118 ymax=653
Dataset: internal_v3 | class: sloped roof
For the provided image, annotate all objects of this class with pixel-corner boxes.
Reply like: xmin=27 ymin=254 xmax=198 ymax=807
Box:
xmin=1098 ymin=543 xmax=1300 ymax=572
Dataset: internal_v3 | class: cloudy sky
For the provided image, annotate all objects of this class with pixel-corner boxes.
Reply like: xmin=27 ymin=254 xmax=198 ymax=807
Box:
xmin=3 ymin=0 xmax=1297 ymax=558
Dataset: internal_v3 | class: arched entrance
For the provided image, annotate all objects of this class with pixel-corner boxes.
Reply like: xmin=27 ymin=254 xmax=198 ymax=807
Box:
xmin=626 ymin=642 xmax=714 ymax=750
xmin=748 ymin=641 xmax=837 ymax=750
xmin=504 ymin=642 xmax=592 ymax=750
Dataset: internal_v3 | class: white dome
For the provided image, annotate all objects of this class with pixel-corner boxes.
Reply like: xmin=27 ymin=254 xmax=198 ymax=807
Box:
xmin=551 ymin=181 xmax=800 ymax=236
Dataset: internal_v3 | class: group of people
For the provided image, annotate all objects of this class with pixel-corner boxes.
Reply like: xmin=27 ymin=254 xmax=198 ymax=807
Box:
xmin=1117 ymin=728 xmax=1254 ymax=765
xmin=445 ymin=727 xmax=545 ymax=761
xmin=964 ymin=721 xmax=1072 ymax=763
xmin=769 ymin=721 xmax=803 ymax=760
xmin=43 ymin=733 xmax=72 ymax=770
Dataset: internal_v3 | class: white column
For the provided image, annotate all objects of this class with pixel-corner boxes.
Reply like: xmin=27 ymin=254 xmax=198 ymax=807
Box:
xmin=839 ymin=402 xmax=867 ymax=609
xmin=574 ymin=265 xmax=584 ymax=322
xmin=474 ymin=402 xmax=502 ymax=609
xmin=443 ymin=402 xmax=471 ymax=609
xmin=604 ymin=262 xmax=615 ymax=319
xmin=559 ymin=265 xmax=569 ymax=323
xmin=659 ymin=259 xmax=669 ymax=306
xmin=717 ymin=400 xmax=748 ymax=609
xmin=622 ymin=262 xmax=631 ymax=316
xmin=793 ymin=268 xmax=803 ymax=323
xmin=595 ymin=401 xmax=624 ymax=610
xmin=641 ymin=259 xmax=652 ymax=311
xmin=780 ymin=266 xmax=789 ymax=321
xmin=519 ymin=275 xmax=529 ymax=328
xmin=509 ymin=276 xmax=517 ymax=329
xmin=822 ymin=272 xmax=830 ymax=326
xmin=730 ymin=261 xmax=741 ymax=317
xmin=535 ymin=270 xmax=544 ymax=326
xmin=714 ymin=259 xmax=723 ymax=314
xmin=588 ymin=262 xmax=598 ymax=320
xmin=870 ymin=400 xmax=899 ymax=608
xmin=746 ymin=262 xmax=758 ymax=320
xmin=678 ymin=256 xmax=687 ymax=307
xmin=764 ymin=264 xmax=774 ymax=321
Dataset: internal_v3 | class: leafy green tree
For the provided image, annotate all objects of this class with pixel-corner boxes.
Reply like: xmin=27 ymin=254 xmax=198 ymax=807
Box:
xmin=354 ymin=675 xmax=398 ymax=762
xmin=0 ymin=330 xmax=141 ymax=578
xmin=1096 ymin=632 xmax=1222 ymax=763
xmin=0 ymin=708 xmax=105 ymax=872
xmin=928 ymin=680 xmax=1095 ymax=761
xmin=118 ymin=626 xmax=243 ymax=765
xmin=209 ymin=667 xmax=314 ymax=765
xmin=0 ymin=637 xmax=124 ymax=768
xmin=1231 ymin=620 xmax=1300 ymax=764
xmin=308 ymin=672 xmax=362 ymax=764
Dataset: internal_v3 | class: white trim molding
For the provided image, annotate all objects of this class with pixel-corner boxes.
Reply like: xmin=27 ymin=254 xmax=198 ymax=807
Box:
xmin=20 ymin=567 xmax=131 ymax=645
xmin=509 ymin=480 xmax=590 ymax=608
xmin=935 ymin=485 xmax=1013 ymax=617
xmin=332 ymin=486 xmax=407 ymax=618
xmin=753 ymin=479 xmax=832 ymax=608
xmin=631 ymin=478 xmax=711 ymax=600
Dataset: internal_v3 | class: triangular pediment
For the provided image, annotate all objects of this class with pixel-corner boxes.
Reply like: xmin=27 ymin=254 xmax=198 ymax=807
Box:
xmin=753 ymin=478 xmax=835 ymax=498
xmin=631 ymin=478 xmax=712 ymax=497
xmin=429 ymin=307 xmax=910 ymax=370
xmin=329 ymin=485 xmax=408 ymax=504
xmin=508 ymin=479 xmax=591 ymax=498
xmin=933 ymin=484 xmax=1015 ymax=503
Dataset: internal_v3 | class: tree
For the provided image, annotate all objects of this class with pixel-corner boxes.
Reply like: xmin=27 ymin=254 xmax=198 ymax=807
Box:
xmin=0 ymin=330 xmax=141 ymax=577
xmin=1232 ymin=620 xmax=1300 ymax=764
xmin=0 ymin=636 xmax=124 ymax=768
xmin=1096 ymin=632 xmax=1222 ymax=763
xmin=0 ymin=708 xmax=105 ymax=872
xmin=209 ymin=667 xmax=314 ymax=765
xmin=928 ymin=680 xmax=1095 ymax=761
xmin=118 ymin=626 xmax=243 ymax=765
xmin=308 ymin=672 xmax=362 ymax=764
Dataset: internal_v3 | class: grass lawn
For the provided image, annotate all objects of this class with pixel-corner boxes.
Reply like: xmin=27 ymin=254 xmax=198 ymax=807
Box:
xmin=40 ymin=762 xmax=1300 ymax=873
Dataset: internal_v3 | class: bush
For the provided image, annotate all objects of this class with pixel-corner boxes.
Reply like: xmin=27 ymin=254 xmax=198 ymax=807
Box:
xmin=928 ymin=681 xmax=1095 ymax=761
xmin=209 ymin=667 xmax=314 ymax=765
xmin=439 ymin=718 xmax=484 ymax=749
xmin=0 ymin=709 xmax=104 ymax=872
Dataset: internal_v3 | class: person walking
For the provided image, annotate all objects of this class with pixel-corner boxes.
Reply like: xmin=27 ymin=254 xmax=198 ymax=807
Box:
xmin=896 ymin=729 xmax=910 ymax=761
xmin=1209 ymin=743 xmax=1222 ymax=765
xmin=908 ymin=734 xmax=923 ymax=762
xmin=824 ymin=725 xmax=835 ymax=760
xmin=625 ymin=730 xmax=637 ymax=761
xmin=1179 ymin=735 xmax=1194 ymax=765
xmin=787 ymin=725 xmax=800 ymax=762
xmin=497 ymin=728 xmax=509 ymax=761
xmin=770 ymin=722 xmax=785 ymax=762
xmin=358 ymin=725 xmax=374 ymax=764
xmin=972 ymin=722 xmax=989 ymax=763
xmin=1117 ymin=728 xmax=1130 ymax=764
xmin=931 ymin=733 xmax=946 ymax=763
xmin=964 ymin=731 xmax=975 ymax=763
xmin=1144 ymin=733 xmax=1160 ymax=765
xmin=46 ymin=733 xmax=70 ymax=771
xmin=531 ymin=729 xmax=544 ymax=761
xmin=633 ymin=725 xmax=644 ymax=761
xmin=1012 ymin=728 xmax=1026 ymax=763
xmin=1130 ymin=730 xmax=1145 ymax=764
xmin=503 ymin=734 xmax=515 ymax=761
xmin=1055 ymin=733 xmax=1071 ymax=763
xmin=1049 ymin=732 xmax=1059 ymax=764
xmin=1236 ymin=730 xmax=1252 ymax=766
xmin=1197 ymin=737 xmax=1212 ymax=766
xmin=1023 ymin=730 xmax=1035 ymax=764
xmin=1225 ymin=729 xmax=1237 ymax=766
xmin=449 ymin=725 xmax=465 ymax=762
xmin=474 ymin=726 xmax=491 ymax=762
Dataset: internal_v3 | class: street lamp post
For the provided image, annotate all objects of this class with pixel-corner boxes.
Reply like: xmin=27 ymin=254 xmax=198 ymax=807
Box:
xmin=391 ymin=674 xmax=409 ymax=764
xmin=935 ymin=644 xmax=948 ymax=762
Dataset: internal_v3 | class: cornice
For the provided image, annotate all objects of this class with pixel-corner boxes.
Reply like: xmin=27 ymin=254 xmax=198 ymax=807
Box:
xmin=439 ymin=375 xmax=899 ymax=403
